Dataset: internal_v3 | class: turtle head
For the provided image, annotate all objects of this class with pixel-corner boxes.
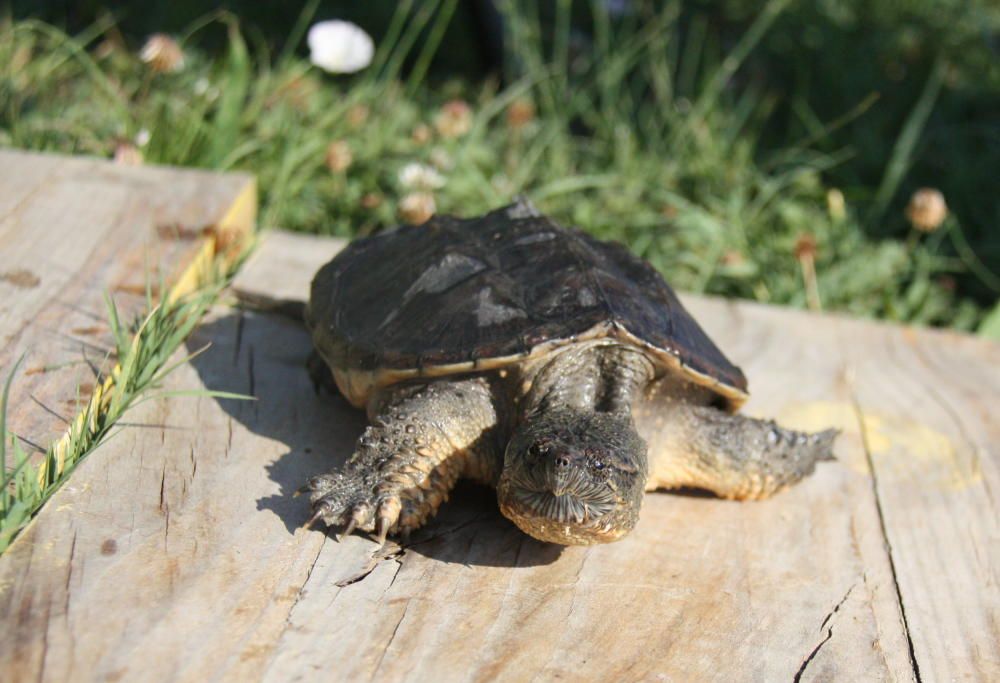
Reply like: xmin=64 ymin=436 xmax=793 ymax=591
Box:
xmin=498 ymin=408 xmax=648 ymax=545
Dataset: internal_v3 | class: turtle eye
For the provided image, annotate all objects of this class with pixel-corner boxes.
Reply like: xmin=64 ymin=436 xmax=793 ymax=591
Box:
xmin=528 ymin=443 xmax=549 ymax=459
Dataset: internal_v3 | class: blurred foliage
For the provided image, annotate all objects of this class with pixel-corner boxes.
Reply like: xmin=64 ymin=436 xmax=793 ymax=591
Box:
xmin=0 ymin=0 xmax=997 ymax=334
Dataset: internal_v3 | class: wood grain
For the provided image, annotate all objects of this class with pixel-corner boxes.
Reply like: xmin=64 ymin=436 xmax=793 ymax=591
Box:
xmin=0 ymin=149 xmax=255 ymax=450
xmin=1 ymin=229 xmax=996 ymax=682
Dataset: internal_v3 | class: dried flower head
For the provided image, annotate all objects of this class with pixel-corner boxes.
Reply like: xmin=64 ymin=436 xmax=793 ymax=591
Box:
xmin=360 ymin=193 xmax=382 ymax=210
xmin=398 ymin=162 xmax=445 ymax=191
xmin=283 ymin=74 xmax=321 ymax=111
xmin=411 ymin=123 xmax=432 ymax=145
xmin=325 ymin=140 xmax=353 ymax=173
xmin=93 ymin=39 xmax=119 ymax=61
xmin=793 ymin=233 xmax=818 ymax=261
xmin=826 ymin=188 xmax=846 ymax=222
xmin=399 ymin=192 xmax=436 ymax=225
xmin=308 ymin=21 xmax=374 ymax=74
xmin=139 ymin=34 xmax=185 ymax=73
xmin=434 ymin=100 xmax=473 ymax=138
xmin=905 ymin=188 xmax=948 ymax=233
xmin=506 ymin=98 xmax=537 ymax=130
xmin=346 ymin=103 xmax=370 ymax=129
xmin=793 ymin=234 xmax=822 ymax=310
xmin=720 ymin=250 xmax=745 ymax=267
xmin=113 ymin=142 xmax=144 ymax=166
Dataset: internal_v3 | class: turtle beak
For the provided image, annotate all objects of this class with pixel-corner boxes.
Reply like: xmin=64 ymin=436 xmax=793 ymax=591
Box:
xmin=547 ymin=453 xmax=576 ymax=497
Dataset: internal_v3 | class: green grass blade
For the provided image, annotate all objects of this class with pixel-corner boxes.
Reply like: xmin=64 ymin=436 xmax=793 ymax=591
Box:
xmin=0 ymin=355 xmax=27 ymax=510
xmin=869 ymin=56 xmax=947 ymax=224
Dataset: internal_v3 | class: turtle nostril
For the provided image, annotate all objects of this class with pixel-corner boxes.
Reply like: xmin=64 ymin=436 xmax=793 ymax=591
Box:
xmin=555 ymin=455 xmax=571 ymax=468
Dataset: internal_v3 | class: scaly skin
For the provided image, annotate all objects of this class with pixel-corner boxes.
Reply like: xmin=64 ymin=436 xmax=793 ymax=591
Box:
xmin=498 ymin=407 xmax=647 ymax=544
xmin=636 ymin=396 xmax=837 ymax=499
xmin=306 ymin=342 xmax=836 ymax=545
xmin=306 ymin=375 xmax=506 ymax=542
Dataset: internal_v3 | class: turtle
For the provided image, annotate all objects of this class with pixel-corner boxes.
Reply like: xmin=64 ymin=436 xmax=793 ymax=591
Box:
xmin=302 ymin=200 xmax=836 ymax=546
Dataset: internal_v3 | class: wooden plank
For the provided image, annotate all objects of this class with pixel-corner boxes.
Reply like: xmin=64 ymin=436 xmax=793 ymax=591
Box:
xmin=0 ymin=149 xmax=256 ymax=451
xmin=2 ymin=230 xmax=997 ymax=681
xmin=838 ymin=323 xmax=999 ymax=679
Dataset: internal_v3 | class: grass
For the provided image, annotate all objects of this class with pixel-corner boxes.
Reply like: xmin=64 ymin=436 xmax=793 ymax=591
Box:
xmin=0 ymin=256 xmax=251 ymax=553
xmin=2 ymin=4 xmax=996 ymax=331
xmin=0 ymin=1 xmax=997 ymax=550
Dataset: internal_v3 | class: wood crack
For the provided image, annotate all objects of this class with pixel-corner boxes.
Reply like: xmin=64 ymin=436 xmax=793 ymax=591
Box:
xmin=370 ymin=597 xmax=410 ymax=682
xmin=335 ymin=543 xmax=405 ymax=588
xmin=256 ymin=537 xmax=330 ymax=679
xmin=247 ymin=344 xmax=256 ymax=399
xmin=272 ymin=539 xmax=326 ymax=644
xmin=849 ymin=394 xmax=923 ymax=683
xmin=793 ymin=584 xmax=855 ymax=682
xmin=232 ymin=310 xmax=245 ymax=366
xmin=64 ymin=531 xmax=77 ymax=618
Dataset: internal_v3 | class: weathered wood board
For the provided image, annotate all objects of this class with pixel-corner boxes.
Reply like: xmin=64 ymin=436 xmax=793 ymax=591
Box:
xmin=1 ymin=230 xmax=997 ymax=682
xmin=0 ymin=149 xmax=255 ymax=450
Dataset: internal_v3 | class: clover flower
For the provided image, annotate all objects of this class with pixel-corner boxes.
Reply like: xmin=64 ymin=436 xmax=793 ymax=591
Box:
xmin=325 ymin=140 xmax=353 ymax=173
xmin=361 ymin=193 xmax=382 ymax=210
xmin=434 ymin=100 xmax=473 ymax=138
xmin=399 ymin=193 xmax=436 ymax=225
xmin=506 ymin=98 xmax=537 ymax=130
xmin=411 ymin=124 xmax=432 ymax=145
xmin=429 ymin=148 xmax=454 ymax=171
xmin=307 ymin=21 xmax=374 ymax=74
xmin=399 ymin=162 xmax=445 ymax=191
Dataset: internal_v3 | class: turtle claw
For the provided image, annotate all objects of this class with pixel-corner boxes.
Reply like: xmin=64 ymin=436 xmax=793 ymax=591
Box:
xmin=375 ymin=519 xmax=390 ymax=547
xmin=301 ymin=506 xmax=327 ymax=531
xmin=339 ymin=517 xmax=359 ymax=542
xmin=374 ymin=497 xmax=402 ymax=546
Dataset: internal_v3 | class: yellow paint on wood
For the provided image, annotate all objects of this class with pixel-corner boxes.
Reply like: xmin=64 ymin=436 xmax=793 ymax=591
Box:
xmin=168 ymin=177 xmax=257 ymax=301
xmin=780 ymin=400 xmax=976 ymax=490
xmin=37 ymin=176 xmax=257 ymax=488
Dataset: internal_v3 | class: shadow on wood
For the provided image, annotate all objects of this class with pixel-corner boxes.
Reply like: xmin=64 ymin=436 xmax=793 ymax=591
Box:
xmin=184 ymin=310 xmax=564 ymax=569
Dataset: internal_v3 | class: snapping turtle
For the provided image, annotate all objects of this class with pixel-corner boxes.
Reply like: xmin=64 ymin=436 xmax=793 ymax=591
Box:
xmin=304 ymin=201 xmax=835 ymax=545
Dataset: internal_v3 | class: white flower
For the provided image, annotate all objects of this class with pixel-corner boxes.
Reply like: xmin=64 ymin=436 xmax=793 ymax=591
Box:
xmin=135 ymin=128 xmax=151 ymax=147
xmin=398 ymin=162 xmax=445 ymax=190
xmin=429 ymin=148 xmax=453 ymax=171
xmin=307 ymin=21 xmax=374 ymax=74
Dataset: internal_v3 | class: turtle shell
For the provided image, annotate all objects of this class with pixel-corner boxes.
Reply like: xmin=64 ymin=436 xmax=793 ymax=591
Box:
xmin=307 ymin=203 xmax=749 ymax=410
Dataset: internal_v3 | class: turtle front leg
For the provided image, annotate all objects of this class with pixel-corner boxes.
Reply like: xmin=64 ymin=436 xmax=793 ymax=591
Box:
xmin=305 ymin=375 xmax=506 ymax=542
xmin=635 ymin=399 xmax=837 ymax=500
